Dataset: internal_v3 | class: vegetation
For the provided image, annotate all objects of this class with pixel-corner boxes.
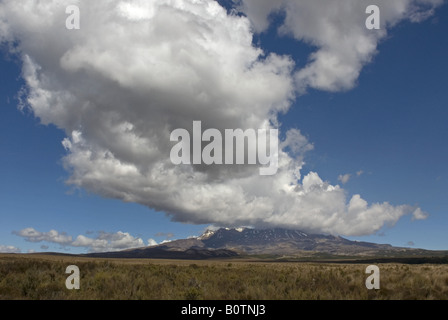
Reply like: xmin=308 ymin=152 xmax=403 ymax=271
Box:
xmin=0 ymin=254 xmax=447 ymax=300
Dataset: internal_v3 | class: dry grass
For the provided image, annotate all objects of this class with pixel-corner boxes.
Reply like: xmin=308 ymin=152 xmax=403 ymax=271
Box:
xmin=0 ymin=254 xmax=447 ymax=300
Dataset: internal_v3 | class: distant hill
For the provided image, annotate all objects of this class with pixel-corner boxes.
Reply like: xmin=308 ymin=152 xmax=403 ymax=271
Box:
xmin=84 ymin=227 xmax=448 ymax=261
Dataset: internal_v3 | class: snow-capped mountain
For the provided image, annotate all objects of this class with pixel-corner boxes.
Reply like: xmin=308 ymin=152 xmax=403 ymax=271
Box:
xmin=196 ymin=227 xmax=394 ymax=255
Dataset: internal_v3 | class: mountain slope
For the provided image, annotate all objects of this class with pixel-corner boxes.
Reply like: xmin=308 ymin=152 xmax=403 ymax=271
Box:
xmin=199 ymin=227 xmax=395 ymax=256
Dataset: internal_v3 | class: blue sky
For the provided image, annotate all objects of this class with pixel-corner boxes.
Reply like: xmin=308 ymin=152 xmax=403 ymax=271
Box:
xmin=0 ymin=0 xmax=447 ymax=253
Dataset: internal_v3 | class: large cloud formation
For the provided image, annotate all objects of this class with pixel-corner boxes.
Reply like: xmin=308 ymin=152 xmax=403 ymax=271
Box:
xmin=0 ymin=0 xmax=437 ymax=236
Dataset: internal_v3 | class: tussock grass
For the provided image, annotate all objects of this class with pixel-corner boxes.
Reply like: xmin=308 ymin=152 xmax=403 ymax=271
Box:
xmin=0 ymin=254 xmax=447 ymax=300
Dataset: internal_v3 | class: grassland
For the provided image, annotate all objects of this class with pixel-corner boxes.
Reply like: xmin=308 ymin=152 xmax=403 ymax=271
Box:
xmin=0 ymin=253 xmax=447 ymax=300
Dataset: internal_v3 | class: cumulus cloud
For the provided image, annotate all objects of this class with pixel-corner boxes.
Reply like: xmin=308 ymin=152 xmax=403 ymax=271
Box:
xmin=0 ymin=245 xmax=21 ymax=253
xmin=0 ymin=0 xmax=435 ymax=236
xmin=13 ymin=228 xmax=147 ymax=253
xmin=239 ymin=0 xmax=443 ymax=92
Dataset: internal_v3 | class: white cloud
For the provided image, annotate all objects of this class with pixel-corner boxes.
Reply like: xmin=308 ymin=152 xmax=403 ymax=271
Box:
xmin=412 ymin=208 xmax=429 ymax=220
xmin=356 ymin=170 xmax=364 ymax=177
xmin=338 ymin=174 xmax=351 ymax=185
xmin=0 ymin=0 xmax=436 ymax=236
xmin=71 ymin=235 xmax=108 ymax=251
xmin=13 ymin=228 xmax=146 ymax=253
xmin=70 ymin=231 xmax=146 ymax=252
xmin=148 ymin=239 xmax=158 ymax=246
xmin=240 ymin=0 xmax=443 ymax=92
xmin=13 ymin=227 xmax=73 ymax=245
xmin=0 ymin=245 xmax=21 ymax=253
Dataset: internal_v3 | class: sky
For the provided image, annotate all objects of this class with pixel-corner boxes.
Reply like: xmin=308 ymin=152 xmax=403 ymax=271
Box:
xmin=0 ymin=0 xmax=447 ymax=254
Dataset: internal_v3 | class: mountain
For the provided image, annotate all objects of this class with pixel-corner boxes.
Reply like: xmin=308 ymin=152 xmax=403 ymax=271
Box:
xmin=197 ymin=227 xmax=395 ymax=256
xmin=85 ymin=227 xmax=446 ymax=260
